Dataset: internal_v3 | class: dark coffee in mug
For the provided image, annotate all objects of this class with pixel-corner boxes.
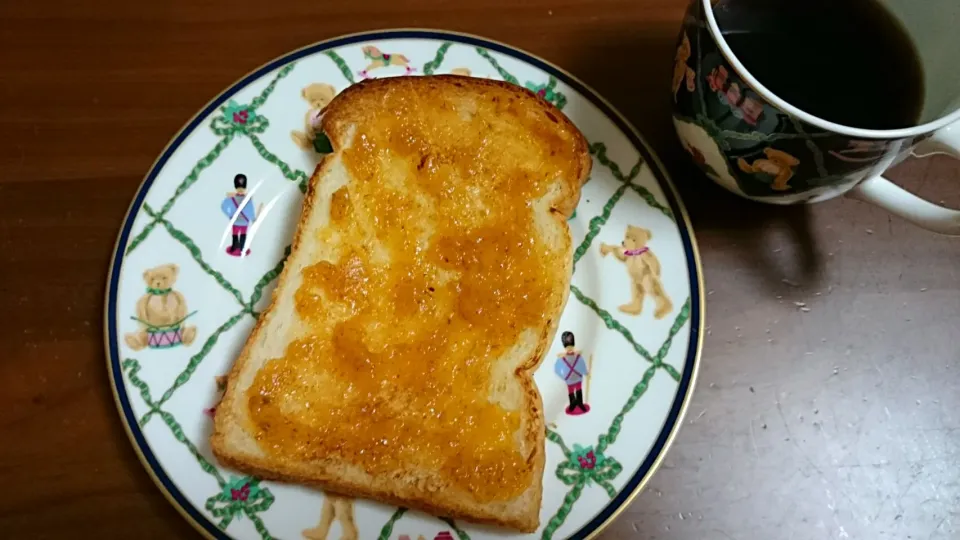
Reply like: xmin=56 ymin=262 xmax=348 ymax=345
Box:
xmin=715 ymin=0 xmax=925 ymax=130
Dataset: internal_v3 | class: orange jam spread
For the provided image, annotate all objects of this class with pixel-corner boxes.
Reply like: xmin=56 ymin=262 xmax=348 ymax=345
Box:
xmin=247 ymin=82 xmax=583 ymax=501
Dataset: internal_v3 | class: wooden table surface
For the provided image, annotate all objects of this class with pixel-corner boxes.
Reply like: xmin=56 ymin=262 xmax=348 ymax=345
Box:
xmin=1 ymin=1 xmax=958 ymax=539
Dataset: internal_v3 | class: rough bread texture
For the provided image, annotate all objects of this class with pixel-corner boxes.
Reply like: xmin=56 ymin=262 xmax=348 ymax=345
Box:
xmin=211 ymin=75 xmax=591 ymax=532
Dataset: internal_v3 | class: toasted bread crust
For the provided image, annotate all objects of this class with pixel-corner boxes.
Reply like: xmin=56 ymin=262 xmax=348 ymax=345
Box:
xmin=322 ymin=76 xmax=590 ymax=217
xmin=211 ymin=75 xmax=591 ymax=532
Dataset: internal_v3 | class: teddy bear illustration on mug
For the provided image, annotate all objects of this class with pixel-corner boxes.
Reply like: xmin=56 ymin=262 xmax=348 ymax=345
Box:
xmin=737 ymin=147 xmax=801 ymax=191
xmin=600 ymin=225 xmax=673 ymax=319
xmin=124 ymin=263 xmax=197 ymax=350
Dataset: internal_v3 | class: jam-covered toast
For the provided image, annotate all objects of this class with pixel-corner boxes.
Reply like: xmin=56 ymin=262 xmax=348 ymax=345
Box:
xmin=211 ymin=75 xmax=591 ymax=532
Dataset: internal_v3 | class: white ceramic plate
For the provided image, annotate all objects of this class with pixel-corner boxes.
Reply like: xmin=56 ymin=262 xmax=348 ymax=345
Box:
xmin=105 ymin=29 xmax=704 ymax=540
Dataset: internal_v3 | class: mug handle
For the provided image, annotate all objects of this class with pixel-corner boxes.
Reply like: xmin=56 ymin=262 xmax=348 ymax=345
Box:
xmin=847 ymin=124 xmax=960 ymax=236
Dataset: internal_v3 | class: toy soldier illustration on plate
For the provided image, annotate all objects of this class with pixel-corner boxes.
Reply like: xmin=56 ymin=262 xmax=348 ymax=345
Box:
xmin=220 ymin=173 xmax=262 ymax=257
xmin=554 ymin=331 xmax=591 ymax=416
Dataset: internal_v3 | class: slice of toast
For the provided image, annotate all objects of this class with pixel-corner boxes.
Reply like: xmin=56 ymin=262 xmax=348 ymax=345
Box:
xmin=211 ymin=75 xmax=591 ymax=532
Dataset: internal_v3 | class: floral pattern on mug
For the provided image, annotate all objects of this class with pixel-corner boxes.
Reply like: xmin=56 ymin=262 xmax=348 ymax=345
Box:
xmin=673 ymin=33 xmax=697 ymax=101
xmin=673 ymin=117 xmax=742 ymax=194
xmin=706 ymin=66 xmax=764 ymax=126
xmin=828 ymin=139 xmax=890 ymax=163
xmin=684 ymin=142 xmax=722 ymax=180
xmin=671 ymin=0 xmax=912 ymax=200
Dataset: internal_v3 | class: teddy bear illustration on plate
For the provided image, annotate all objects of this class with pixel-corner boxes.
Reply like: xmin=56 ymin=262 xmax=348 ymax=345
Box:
xmin=600 ymin=225 xmax=673 ymax=319
xmin=301 ymin=494 xmax=358 ymax=540
xmin=124 ymin=263 xmax=197 ymax=350
xmin=290 ymin=83 xmax=337 ymax=152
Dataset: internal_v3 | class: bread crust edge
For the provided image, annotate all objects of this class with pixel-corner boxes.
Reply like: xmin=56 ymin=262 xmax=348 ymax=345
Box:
xmin=211 ymin=75 xmax=592 ymax=533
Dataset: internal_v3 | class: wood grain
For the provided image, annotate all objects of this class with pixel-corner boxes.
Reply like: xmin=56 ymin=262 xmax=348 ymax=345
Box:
xmin=0 ymin=1 xmax=957 ymax=539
